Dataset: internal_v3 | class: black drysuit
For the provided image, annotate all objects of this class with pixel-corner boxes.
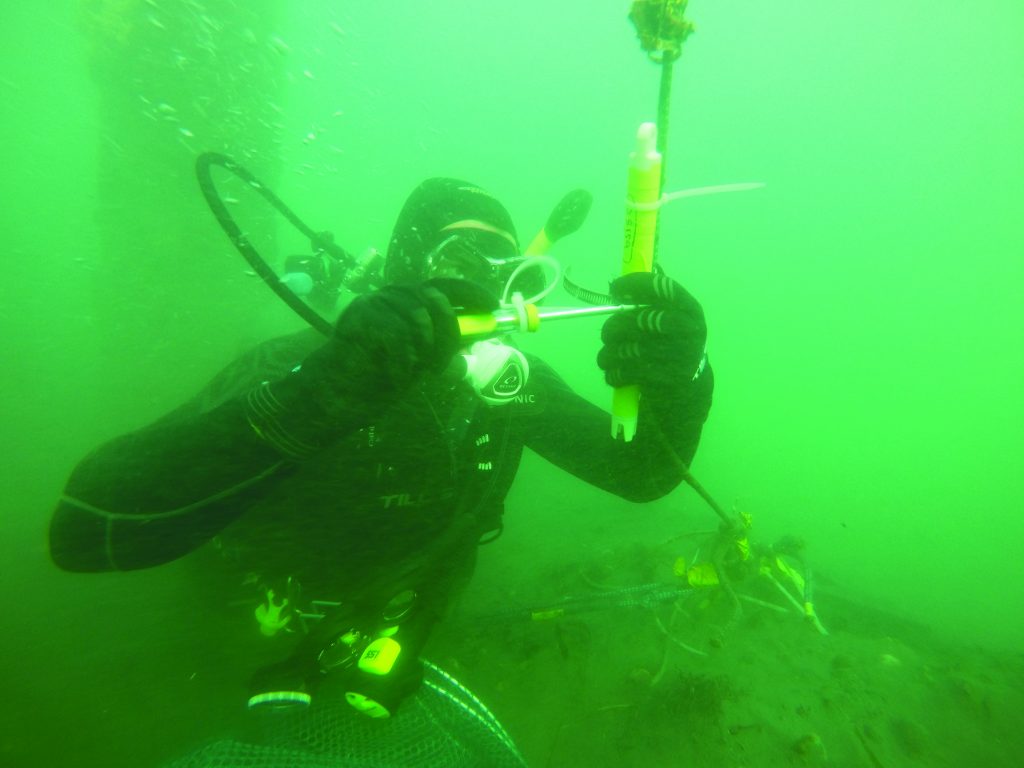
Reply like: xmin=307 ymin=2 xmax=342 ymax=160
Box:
xmin=50 ymin=328 xmax=713 ymax=626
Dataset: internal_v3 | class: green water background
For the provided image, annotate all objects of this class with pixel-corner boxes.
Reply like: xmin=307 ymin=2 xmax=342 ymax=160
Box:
xmin=1 ymin=1 xmax=1022 ymax=764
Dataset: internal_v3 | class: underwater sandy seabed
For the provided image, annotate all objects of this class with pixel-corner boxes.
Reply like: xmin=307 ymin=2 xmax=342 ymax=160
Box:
xmin=431 ymin=545 xmax=1024 ymax=768
xmin=9 ymin=542 xmax=1020 ymax=767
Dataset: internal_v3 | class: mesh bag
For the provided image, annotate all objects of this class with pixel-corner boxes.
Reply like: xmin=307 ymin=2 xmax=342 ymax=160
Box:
xmin=165 ymin=661 xmax=526 ymax=768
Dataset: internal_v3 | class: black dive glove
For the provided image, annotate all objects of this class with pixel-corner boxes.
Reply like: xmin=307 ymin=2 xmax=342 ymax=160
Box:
xmin=300 ymin=277 xmax=498 ymax=415
xmin=305 ymin=283 xmax=458 ymax=409
xmin=247 ymin=279 xmax=496 ymax=459
xmin=597 ymin=271 xmax=707 ymax=391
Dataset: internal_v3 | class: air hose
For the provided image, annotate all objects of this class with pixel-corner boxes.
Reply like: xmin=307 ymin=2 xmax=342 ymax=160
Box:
xmin=196 ymin=152 xmax=378 ymax=336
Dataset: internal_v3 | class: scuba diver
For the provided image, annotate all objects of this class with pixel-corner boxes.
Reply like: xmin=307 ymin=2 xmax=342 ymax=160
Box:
xmin=48 ymin=177 xmax=714 ymax=717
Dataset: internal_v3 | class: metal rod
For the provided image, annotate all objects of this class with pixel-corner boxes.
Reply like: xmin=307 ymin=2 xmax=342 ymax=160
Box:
xmin=534 ymin=304 xmax=638 ymax=322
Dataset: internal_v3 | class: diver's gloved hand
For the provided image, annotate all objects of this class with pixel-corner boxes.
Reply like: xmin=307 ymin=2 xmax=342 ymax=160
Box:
xmin=597 ymin=270 xmax=707 ymax=391
xmin=302 ymin=278 xmax=496 ymax=413
xmin=246 ymin=279 xmax=496 ymax=460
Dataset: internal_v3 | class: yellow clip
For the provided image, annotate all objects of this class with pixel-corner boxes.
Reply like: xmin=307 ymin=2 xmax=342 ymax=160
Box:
xmin=358 ymin=637 xmax=402 ymax=676
xmin=686 ymin=562 xmax=720 ymax=587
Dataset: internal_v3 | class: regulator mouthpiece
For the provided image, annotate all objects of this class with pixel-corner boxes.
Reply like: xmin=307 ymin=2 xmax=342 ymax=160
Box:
xmin=462 ymin=340 xmax=529 ymax=405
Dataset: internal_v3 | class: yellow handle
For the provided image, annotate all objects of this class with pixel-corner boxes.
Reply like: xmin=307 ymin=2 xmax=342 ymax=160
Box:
xmin=457 ymin=313 xmax=499 ymax=338
xmin=457 ymin=304 xmax=541 ymax=339
xmin=612 ymin=122 xmax=662 ymax=441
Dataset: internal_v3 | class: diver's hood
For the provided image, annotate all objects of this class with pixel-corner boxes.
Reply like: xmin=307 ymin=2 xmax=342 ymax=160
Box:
xmin=384 ymin=178 xmax=519 ymax=285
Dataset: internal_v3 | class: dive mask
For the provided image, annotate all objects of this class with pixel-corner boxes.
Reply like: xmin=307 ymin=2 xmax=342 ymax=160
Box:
xmin=425 ymin=233 xmax=545 ymax=302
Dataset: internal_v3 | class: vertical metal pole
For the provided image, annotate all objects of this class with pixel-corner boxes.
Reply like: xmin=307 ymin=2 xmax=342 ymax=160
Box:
xmin=656 ymin=54 xmax=677 ymax=198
